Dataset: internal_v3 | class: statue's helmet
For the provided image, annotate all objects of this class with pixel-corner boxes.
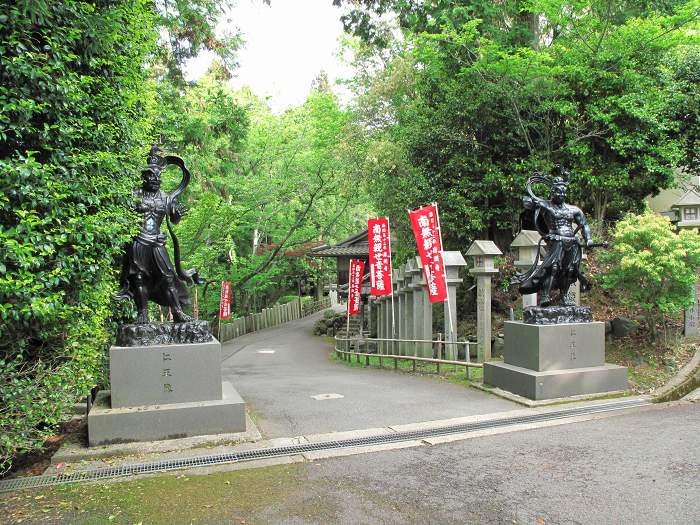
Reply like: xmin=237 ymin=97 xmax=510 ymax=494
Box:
xmin=142 ymin=144 xmax=166 ymax=179
xmin=551 ymin=176 xmax=568 ymax=192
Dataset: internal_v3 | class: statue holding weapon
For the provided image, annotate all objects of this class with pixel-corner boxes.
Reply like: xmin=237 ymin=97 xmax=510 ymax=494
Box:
xmin=513 ymin=168 xmax=605 ymax=307
xmin=115 ymin=145 xmax=205 ymax=323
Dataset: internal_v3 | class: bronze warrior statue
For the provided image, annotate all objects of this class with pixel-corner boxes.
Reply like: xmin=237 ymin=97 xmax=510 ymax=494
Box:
xmin=115 ymin=146 xmax=204 ymax=323
xmin=514 ymin=170 xmax=598 ymax=307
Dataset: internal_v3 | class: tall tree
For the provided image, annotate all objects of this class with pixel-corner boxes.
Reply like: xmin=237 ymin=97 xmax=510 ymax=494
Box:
xmin=338 ymin=0 xmax=700 ymax=250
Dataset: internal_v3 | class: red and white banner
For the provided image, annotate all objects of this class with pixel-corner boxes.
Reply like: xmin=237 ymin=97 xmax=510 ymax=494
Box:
xmin=193 ymin=287 xmax=199 ymax=320
xmin=219 ymin=281 xmax=231 ymax=319
xmin=409 ymin=203 xmax=447 ymax=303
xmin=368 ymin=217 xmax=393 ymax=296
xmin=348 ymin=259 xmax=365 ymax=316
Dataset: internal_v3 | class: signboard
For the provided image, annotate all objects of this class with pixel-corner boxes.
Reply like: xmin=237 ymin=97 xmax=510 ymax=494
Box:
xmin=219 ymin=281 xmax=231 ymax=319
xmin=408 ymin=203 xmax=447 ymax=303
xmin=348 ymin=259 xmax=365 ymax=316
xmin=368 ymin=217 xmax=393 ymax=296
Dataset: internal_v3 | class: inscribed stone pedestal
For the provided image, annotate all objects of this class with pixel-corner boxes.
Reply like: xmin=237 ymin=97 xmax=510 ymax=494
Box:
xmin=88 ymin=337 xmax=246 ymax=446
xmin=484 ymin=321 xmax=628 ymax=400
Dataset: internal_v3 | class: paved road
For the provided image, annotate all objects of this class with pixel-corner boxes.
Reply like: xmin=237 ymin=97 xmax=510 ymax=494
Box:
xmin=221 ymin=311 xmax=516 ymax=438
xmin=257 ymin=402 xmax=700 ymax=524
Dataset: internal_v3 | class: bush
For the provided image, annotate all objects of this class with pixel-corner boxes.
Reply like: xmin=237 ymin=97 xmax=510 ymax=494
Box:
xmin=599 ymin=211 xmax=700 ymax=341
xmin=0 ymin=0 xmax=156 ymax=473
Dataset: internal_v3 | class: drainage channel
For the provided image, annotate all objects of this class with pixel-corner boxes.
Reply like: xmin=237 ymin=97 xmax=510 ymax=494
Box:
xmin=0 ymin=397 xmax=651 ymax=492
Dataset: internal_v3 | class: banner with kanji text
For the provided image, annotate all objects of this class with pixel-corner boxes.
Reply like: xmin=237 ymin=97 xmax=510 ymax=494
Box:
xmin=219 ymin=281 xmax=231 ymax=319
xmin=348 ymin=259 xmax=365 ymax=316
xmin=367 ymin=217 xmax=393 ymax=296
xmin=408 ymin=203 xmax=447 ymax=303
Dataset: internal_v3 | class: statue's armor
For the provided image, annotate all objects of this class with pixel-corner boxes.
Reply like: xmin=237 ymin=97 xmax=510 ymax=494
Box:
xmin=135 ymin=189 xmax=168 ymax=241
xmin=127 ymin=188 xmax=181 ymax=295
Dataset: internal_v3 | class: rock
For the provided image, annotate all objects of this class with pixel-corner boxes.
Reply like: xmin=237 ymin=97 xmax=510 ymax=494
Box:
xmin=604 ymin=321 xmax=612 ymax=335
xmin=116 ymin=320 xmax=213 ymax=346
xmin=611 ymin=317 xmax=637 ymax=338
xmin=523 ymin=306 xmax=592 ymax=325
xmin=492 ymin=336 xmax=505 ymax=358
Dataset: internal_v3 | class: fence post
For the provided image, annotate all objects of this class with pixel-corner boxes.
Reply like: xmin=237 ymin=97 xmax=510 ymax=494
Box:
xmin=402 ymin=262 xmax=414 ymax=356
xmin=466 ymin=240 xmax=502 ymax=363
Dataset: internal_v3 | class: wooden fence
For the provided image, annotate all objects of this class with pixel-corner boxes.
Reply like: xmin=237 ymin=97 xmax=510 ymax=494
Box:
xmin=218 ymin=297 xmax=331 ymax=343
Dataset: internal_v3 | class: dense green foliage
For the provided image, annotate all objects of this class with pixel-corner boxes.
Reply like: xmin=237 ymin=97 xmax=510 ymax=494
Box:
xmin=339 ymin=0 xmax=700 ymax=252
xmin=0 ymin=0 xmax=157 ymax=472
xmin=600 ymin=212 xmax=700 ymax=340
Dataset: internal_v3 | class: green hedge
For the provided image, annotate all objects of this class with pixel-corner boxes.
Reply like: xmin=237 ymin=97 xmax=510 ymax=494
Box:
xmin=0 ymin=0 xmax=156 ymax=473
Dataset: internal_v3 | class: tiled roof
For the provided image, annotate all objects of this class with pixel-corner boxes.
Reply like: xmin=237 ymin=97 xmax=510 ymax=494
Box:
xmin=308 ymin=246 xmax=369 ymax=257
xmin=308 ymin=229 xmax=369 ymax=258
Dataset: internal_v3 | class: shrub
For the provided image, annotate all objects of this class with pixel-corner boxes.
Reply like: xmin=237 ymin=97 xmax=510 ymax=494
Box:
xmin=599 ymin=211 xmax=700 ymax=341
xmin=0 ymin=0 xmax=156 ymax=473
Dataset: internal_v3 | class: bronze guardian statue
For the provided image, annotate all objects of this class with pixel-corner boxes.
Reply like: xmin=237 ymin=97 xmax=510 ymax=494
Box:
xmin=514 ymin=170 xmax=600 ymax=307
xmin=115 ymin=146 xmax=205 ymax=323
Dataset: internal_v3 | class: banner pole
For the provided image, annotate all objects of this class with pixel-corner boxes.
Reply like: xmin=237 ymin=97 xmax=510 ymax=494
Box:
xmin=346 ymin=259 xmax=352 ymax=350
xmin=434 ymin=202 xmax=455 ymax=347
xmin=386 ymin=217 xmax=396 ymax=355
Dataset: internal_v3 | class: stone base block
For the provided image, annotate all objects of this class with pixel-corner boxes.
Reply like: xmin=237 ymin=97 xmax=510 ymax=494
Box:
xmin=504 ymin=321 xmax=604 ymax=371
xmin=88 ymin=381 xmax=246 ymax=446
xmin=109 ymin=340 xmax=222 ymax=408
xmin=484 ymin=361 xmax=628 ymax=400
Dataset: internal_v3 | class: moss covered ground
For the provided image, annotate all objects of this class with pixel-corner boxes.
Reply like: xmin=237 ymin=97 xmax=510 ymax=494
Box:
xmin=0 ymin=463 xmax=314 ymax=525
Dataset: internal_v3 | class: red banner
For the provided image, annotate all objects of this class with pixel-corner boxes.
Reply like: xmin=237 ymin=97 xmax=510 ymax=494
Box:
xmin=348 ymin=259 xmax=365 ymax=316
xmin=219 ymin=281 xmax=231 ymax=319
xmin=368 ymin=217 xmax=393 ymax=296
xmin=408 ymin=203 xmax=447 ymax=303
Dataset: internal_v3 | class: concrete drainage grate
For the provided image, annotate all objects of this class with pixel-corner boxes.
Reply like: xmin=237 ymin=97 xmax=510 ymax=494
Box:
xmin=0 ymin=397 xmax=650 ymax=492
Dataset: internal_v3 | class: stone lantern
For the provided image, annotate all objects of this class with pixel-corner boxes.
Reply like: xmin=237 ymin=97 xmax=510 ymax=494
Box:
xmin=466 ymin=240 xmax=503 ymax=362
xmin=510 ymin=230 xmax=541 ymax=309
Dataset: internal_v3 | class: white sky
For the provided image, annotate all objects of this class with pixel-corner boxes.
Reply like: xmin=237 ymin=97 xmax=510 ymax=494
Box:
xmin=184 ymin=0 xmax=352 ymax=113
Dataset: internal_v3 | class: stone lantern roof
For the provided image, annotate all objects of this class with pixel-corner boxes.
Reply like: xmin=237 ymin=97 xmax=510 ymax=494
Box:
xmin=465 ymin=240 xmax=503 ymax=257
xmin=510 ymin=230 xmax=541 ymax=247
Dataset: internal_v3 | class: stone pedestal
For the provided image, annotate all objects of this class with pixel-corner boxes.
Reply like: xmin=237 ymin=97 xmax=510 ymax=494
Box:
xmin=88 ymin=337 xmax=246 ymax=446
xmin=484 ymin=321 xmax=628 ymax=400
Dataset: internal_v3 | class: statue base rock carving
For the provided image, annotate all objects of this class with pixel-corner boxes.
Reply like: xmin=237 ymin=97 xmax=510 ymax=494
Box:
xmin=523 ymin=306 xmax=592 ymax=325
xmin=116 ymin=320 xmax=213 ymax=347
